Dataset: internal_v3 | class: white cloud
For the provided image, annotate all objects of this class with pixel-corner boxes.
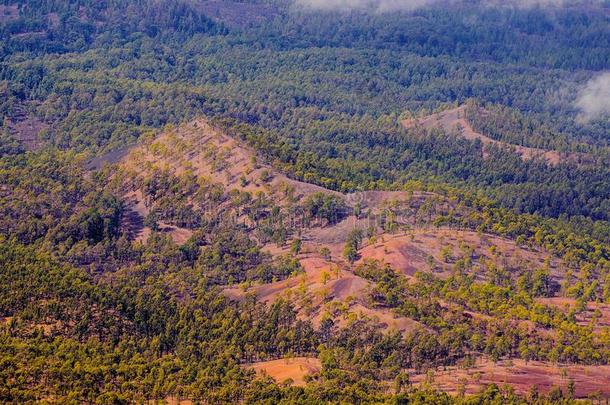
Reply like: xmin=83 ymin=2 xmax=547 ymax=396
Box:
xmin=291 ymin=0 xmax=605 ymax=13
xmin=484 ymin=0 xmax=605 ymax=7
xmin=574 ymin=72 xmax=610 ymax=123
xmin=291 ymin=0 xmax=437 ymax=13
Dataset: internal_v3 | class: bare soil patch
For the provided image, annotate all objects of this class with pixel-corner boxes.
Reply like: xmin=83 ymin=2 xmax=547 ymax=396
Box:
xmin=410 ymin=358 xmax=610 ymax=399
xmin=303 ymin=190 xmax=450 ymax=247
xmin=246 ymin=357 xmax=321 ymax=387
xmin=121 ymin=119 xmax=337 ymax=206
xmin=224 ymin=253 xmax=423 ymax=333
xmin=402 ymin=106 xmax=577 ymax=166
xmin=357 ymin=228 xmax=561 ymax=281
xmin=0 ymin=5 xmax=18 ymax=22
xmin=6 ymin=112 xmax=48 ymax=151
xmin=349 ymin=303 xmax=423 ymax=333
xmin=121 ymin=190 xmax=193 ymax=245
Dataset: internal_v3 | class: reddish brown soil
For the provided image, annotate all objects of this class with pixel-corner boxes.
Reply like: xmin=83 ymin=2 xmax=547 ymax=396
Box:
xmin=224 ymin=253 xmax=423 ymax=334
xmin=0 ymin=5 xmax=18 ymax=22
xmin=224 ymin=255 xmax=367 ymax=306
xmin=122 ymin=190 xmax=193 ymax=245
xmin=304 ymin=215 xmax=376 ymax=246
xmin=118 ymin=119 xmax=460 ymax=250
xmin=536 ymin=297 xmax=610 ymax=332
xmin=1 ymin=317 xmax=13 ymax=324
xmin=402 ymin=106 xmax=569 ymax=166
xmin=121 ymin=119 xmax=337 ymax=206
xmin=357 ymin=228 xmax=561 ymax=281
xmin=114 ymin=119 xmax=345 ymax=248
xmin=120 ymin=120 xmax=445 ymax=250
xmin=348 ymin=303 xmax=423 ymax=333
xmin=410 ymin=358 xmax=610 ymax=399
xmin=111 ymin=119 xmax=609 ymax=398
xmin=246 ymin=357 xmax=321 ymax=387
xmin=302 ymin=190 xmax=448 ymax=248
xmin=224 ymin=256 xmax=351 ymax=302
xmin=7 ymin=113 xmax=48 ymax=151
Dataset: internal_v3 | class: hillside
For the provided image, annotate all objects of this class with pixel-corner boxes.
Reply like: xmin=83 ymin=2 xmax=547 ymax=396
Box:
xmin=1 ymin=0 xmax=610 ymax=403
xmin=114 ymin=119 xmax=341 ymax=243
xmin=2 ymin=117 xmax=610 ymax=401
xmin=402 ymin=105 xmax=584 ymax=166
xmin=111 ymin=122 xmax=609 ymax=398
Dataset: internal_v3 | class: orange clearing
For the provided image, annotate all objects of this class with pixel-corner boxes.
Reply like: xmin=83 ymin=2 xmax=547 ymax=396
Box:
xmin=410 ymin=358 xmax=610 ymax=399
xmin=402 ymin=106 xmax=563 ymax=165
xmin=246 ymin=357 xmax=321 ymax=387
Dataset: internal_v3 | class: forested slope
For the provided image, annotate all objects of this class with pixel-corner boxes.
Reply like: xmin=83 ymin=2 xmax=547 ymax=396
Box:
xmin=1 ymin=0 xmax=610 ymax=403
